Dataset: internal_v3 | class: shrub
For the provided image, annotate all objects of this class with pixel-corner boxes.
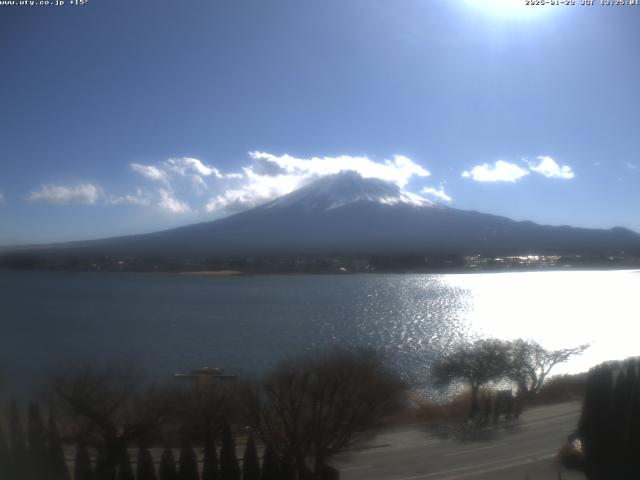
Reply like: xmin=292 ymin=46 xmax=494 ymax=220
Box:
xmin=533 ymin=373 xmax=587 ymax=405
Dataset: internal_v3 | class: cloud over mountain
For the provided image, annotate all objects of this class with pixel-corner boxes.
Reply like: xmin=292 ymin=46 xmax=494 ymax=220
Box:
xmin=158 ymin=188 xmax=191 ymax=213
xmin=126 ymin=152 xmax=432 ymax=214
xmin=24 ymin=172 xmax=639 ymax=259
xmin=421 ymin=186 xmax=452 ymax=203
xmin=205 ymin=152 xmax=431 ymax=213
xmin=22 ymin=152 xmax=576 ymax=218
xmin=248 ymin=152 xmax=430 ymax=188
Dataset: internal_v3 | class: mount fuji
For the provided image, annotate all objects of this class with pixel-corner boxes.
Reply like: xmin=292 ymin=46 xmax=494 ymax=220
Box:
xmin=11 ymin=171 xmax=640 ymax=258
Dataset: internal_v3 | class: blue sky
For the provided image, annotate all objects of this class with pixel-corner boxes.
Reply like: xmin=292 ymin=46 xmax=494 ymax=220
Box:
xmin=1 ymin=0 xmax=639 ymax=245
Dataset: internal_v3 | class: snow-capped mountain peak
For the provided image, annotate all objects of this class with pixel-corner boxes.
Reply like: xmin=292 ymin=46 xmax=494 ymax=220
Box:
xmin=261 ymin=171 xmax=435 ymax=211
xmin=15 ymin=168 xmax=640 ymax=258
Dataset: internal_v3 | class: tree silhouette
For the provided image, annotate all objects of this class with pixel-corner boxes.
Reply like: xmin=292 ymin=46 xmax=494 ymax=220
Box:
xmin=159 ymin=447 xmax=178 ymax=480
xmin=137 ymin=444 xmax=157 ymax=480
xmin=432 ymin=339 xmax=509 ymax=417
xmin=178 ymin=437 xmax=199 ymax=480
xmin=279 ymin=449 xmax=296 ymax=480
xmin=506 ymin=340 xmax=588 ymax=401
xmin=260 ymin=444 xmax=279 ymax=480
xmin=51 ymin=363 xmax=176 ymax=477
xmin=48 ymin=412 xmax=71 ymax=480
xmin=9 ymin=399 xmax=27 ymax=478
xmin=574 ymin=359 xmax=640 ymax=479
xmin=201 ymin=436 xmax=219 ymax=480
xmin=117 ymin=449 xmax=135 ymax=480
xmin=219 ymin=424 xmax=240 ymax=480
xmin=28 ymin=403 xmax=48 ymax=480
xmin=626 ymin=362 xmax=640 ymax=467
xmin=74 ymin=442 xmax=95 ymax=480
xmin=241 ymin=435 xmax=260 ymax=480
xmin=245 ymin=348 xmax=404 ymax=477
xmin=0 ymin=419 xmax=9 ymax=479
xmin=95 ymin=452 xmax=113 ymax=480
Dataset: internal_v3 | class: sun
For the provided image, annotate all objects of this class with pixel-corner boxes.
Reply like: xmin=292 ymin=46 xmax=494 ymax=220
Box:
xmin=462 ymin=0 xmax=551 ymax=19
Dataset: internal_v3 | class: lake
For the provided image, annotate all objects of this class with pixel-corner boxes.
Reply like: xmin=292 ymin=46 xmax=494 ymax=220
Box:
xmin=0 ymin=269 xmax=638 ymax=394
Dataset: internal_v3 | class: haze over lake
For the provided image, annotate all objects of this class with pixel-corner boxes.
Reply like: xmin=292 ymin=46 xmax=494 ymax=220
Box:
xmin=1 ymin=269 xmax=638 ymax=393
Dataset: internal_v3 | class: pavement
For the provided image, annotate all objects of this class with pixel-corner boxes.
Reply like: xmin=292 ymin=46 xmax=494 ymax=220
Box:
xmin=333 ymin=402 xmax=585 ymax=480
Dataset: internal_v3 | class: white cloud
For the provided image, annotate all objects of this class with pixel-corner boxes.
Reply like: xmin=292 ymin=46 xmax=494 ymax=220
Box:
xmin=205 ymin=189 xmax=261 ymax=213
xmin=528 ymin=156 xmax=575 ymax=179
xmin=107 ymin=188 xmax=152 ymax=206
xmin=421 ymin=186 xmax=452 ymax=203
xmin=131 ymin=163 xmax=169 ymax=183
xmin=132 ymin=157 xmax=241 ymax=185
xmin=249 ymin=152 xmax=429 ymax=188
xmin=158 ymin=188 xmax=191 ymax=213
xmin=626 ymin=162 xmax=638 ymax=171
xmin=131 ymin=157 xmax=244 ymax=200
xmin=108 ymin=187 xmax=189 ymax=213
xmin=462 ymin=160 xmax=529 ymax=183
xmin=29 ymin=183 xmax=101 ymax=204
xmin=167 ymin=157 xmax=219 ymax=177
xmin=204 ymin=152 xmax=431 ymax=213
xmin=130 ymin=152 xmax=434 ymax=215
xmin=131 ymin=157 xmax=228 ymax=211
xmin=26 ymin=175 xmax=189 ymax=213
xmin=205 ymin=167 xmax=306 ymax=213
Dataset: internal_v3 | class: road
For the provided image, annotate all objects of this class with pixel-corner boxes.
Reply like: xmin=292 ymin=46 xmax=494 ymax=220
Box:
xmin=333 ymin=402 xmax=585 ymax=480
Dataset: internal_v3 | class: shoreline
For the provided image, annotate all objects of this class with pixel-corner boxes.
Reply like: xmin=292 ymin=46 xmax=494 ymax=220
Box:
xmin=178 ymin=270 xmax=246 ymax=277
xmin=1 ymin=265 xmax=639 ymax=276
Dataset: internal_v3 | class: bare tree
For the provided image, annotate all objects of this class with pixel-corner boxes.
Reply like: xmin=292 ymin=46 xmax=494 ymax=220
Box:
xmin=431 ymin=338 xmax=510 ymax=417
xmin=174 ymin=380 xmax=238 ymax=444
xmin=49 ymin=362 xmax=177 ymax=479
xmin=244 ymin=348 xmax=405 ymax=479
xmin=506 ymin=340 xmax=588 ymax=401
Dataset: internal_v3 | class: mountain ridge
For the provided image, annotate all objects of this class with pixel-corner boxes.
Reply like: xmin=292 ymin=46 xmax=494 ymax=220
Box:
xmin=3 ymin=171 xmax=640 ymax=260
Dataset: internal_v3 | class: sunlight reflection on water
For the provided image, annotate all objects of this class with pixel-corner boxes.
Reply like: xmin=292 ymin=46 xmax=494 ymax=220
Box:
xmin=442 ymin=269 xmax=640 ymax=376
xmin=0 ymin=269 xmax=638 ymax=393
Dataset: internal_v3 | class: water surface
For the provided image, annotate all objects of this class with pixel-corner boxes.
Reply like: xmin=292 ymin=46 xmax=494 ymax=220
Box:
xmin=0 ymin=269 xmax=637 ymax=393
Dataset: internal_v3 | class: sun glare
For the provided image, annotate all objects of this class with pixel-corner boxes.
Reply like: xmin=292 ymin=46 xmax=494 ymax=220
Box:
xmin=463 ymin=0 xmax=552 ymax=19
